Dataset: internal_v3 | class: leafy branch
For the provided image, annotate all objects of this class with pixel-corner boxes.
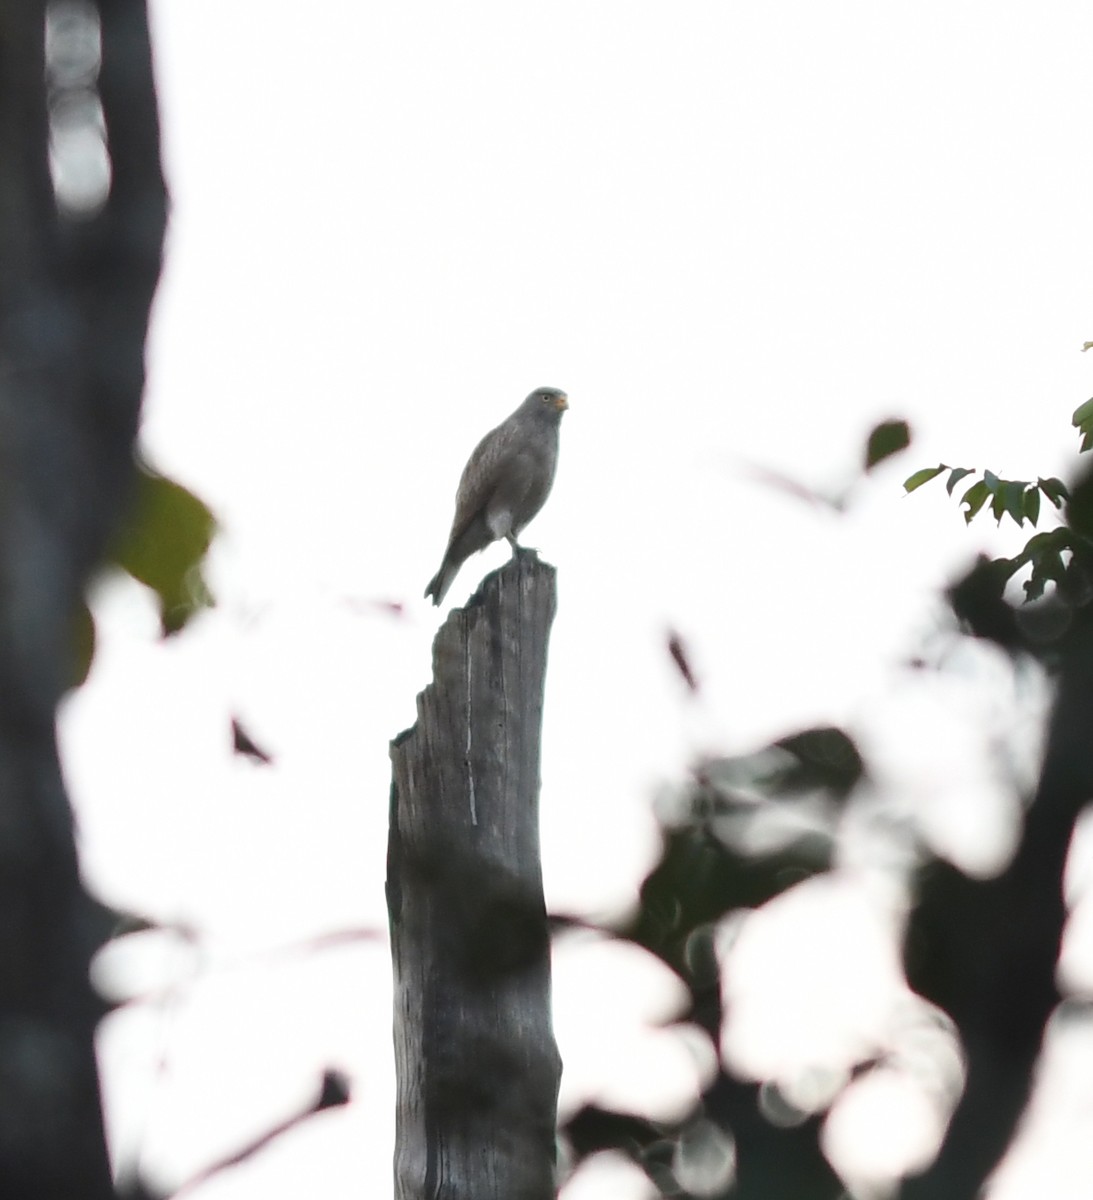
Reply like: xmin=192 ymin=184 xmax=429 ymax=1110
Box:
xmin=903 ymin=467 xmax=1067 ymax=529
xmin=902 ymin=398 xmax=1093 ymax=604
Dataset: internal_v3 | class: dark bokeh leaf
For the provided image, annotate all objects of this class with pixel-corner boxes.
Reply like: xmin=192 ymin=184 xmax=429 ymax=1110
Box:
xmin=110 ymin=463 xmax=216 ymax=635
xmin=667 ymin=630 xmax=700 ymax=694
xmin=1023 ymin=487 xmax=1040 ymax=527
xmin=626 ymin=825 xmax=832 ymax=981
xmin=565 ymin=1105 xmax=663 ymax=1165
xmin=69 ymin=598 xmax=95 ymax=690
xmin=947 ymin=555 xmax=1022 ymax=649
xmin=864 ymin=419 xmax=910 ymax=471
xmin=904 ymin=464 xmax=946 ymax=493
xmin=232 ymin=717 xmax=275 ymax=765
xmin=772 ymin=726 xmax=864 ymax=796
xmin=317 ymin=1069 xmax=351 ymax=1109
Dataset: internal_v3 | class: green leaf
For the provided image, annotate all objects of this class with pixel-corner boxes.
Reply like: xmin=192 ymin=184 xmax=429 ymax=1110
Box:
xmin=110 ymin=464 xmax=217 ymax=636
xmin=945 ymin=467 xmax=975 ymax=495
xmin=1002 ymin=481 xmax=1027 ymax=527
xmin=1038 ymin=477 xmax=1069 ymax=508
xmin=904 ymin=465 xmax=947 ymax=493
xmin=1023 ymin=486 xmax=1040 ymax=526
xmin=983 ymin=469 xmax=1001 ymax=493
xmin=865 ymin=419 xmax=911 ymax=471
xmin=1022 ymin=528 xmax=1071 ymax=556
xmin=961 ymin=479 xmax=991 ymax=523
xmin=1018 ymin=529 xmax=1073 ymax=601
xmin=1073 ymin=397 xmax=1093 ymax=452
xmin=1084 ymin=342 xmax=1093 ymax=352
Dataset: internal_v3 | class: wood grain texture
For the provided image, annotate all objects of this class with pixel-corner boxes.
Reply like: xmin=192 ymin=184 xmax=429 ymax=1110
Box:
xmin=388 ymin=550 xmax=562 ymax=1200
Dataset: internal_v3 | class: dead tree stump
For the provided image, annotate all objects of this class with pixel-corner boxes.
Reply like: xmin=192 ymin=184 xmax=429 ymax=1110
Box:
xmin=387 ymin=551 xmax=563 ymax=1200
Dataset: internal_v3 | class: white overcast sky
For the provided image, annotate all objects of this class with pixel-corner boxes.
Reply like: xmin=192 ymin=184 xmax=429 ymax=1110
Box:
xmin=55 ymin=2 xmax=1093 ymax=1198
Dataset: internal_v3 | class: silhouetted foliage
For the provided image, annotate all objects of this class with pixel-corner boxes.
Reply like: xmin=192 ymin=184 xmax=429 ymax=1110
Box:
xmin=558 ymin=420 xmax=1093 ymax=1199
xmin=231 ymin=716 xmax=275 ymax=765
xmin=865 ymin=418 xmax=911 ymax=471
xmin=564 ymin=723 xmax=849 ymax=1198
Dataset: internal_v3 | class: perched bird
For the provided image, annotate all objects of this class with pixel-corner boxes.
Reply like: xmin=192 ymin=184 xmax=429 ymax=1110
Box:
xmin=425 ymin=386 xmax=568 ymax=606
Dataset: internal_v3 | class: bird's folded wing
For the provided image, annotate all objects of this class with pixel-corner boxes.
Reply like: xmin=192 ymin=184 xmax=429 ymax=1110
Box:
xmin=446 ymin=420 xmax=521 ymax=542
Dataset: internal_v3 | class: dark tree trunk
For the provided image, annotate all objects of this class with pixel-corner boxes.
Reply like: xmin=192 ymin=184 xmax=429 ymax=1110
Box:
xmin=0 ymin=2 xmax=166 ymax=1197
xmin=903 ymin=605 xmax=1093 ymax=1200
xmin=387 ymin=552 xmax=563 ymax=1200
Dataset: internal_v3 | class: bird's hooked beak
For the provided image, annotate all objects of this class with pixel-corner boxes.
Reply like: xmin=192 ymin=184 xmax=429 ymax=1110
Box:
xmin=553 ymin=392 xmax=569 ymax=412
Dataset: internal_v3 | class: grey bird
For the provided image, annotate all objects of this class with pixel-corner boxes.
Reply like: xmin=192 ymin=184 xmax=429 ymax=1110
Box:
xmin=425 ymin=386 xmax=568 ymax=606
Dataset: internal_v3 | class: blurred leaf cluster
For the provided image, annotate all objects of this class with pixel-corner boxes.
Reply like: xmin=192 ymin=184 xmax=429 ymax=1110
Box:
xmin=71 ymin=460 xmax=216 ymax=687
xmin=564 ymin=722 xmax=860 ymax=1199
xmin=563 ymin=408 xmax=1093 ymax=1199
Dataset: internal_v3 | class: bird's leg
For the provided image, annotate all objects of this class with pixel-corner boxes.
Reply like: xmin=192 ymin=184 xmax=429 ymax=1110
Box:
xmin=506 ymin=533 xmax=521 ymax=557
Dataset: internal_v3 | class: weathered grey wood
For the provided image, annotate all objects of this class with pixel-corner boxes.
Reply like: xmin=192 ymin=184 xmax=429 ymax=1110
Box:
xmin=387 ymin=551 xmax=562 ymax=1200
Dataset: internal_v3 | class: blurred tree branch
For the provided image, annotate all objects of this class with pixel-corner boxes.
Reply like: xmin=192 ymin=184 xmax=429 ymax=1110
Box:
xmin=0 ymin=1 xmax=165 ymax=1195
xmin=902 ymin=468 xmax=1093 ymax=1198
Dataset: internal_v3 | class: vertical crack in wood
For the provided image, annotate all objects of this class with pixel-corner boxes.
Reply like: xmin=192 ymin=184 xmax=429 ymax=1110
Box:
xmin=464 ymin=633 xmax=476 ymax=826
xmin=387 ymin=554 xmax=561 ymax=1200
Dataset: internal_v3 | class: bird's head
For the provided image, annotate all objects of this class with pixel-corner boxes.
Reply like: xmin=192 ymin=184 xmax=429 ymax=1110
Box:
xmin=525 ymin=387 xmax=568 ymax=421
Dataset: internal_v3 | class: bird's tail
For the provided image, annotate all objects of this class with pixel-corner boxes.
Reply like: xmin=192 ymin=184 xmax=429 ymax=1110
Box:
xmin=424 ymin=558 xmax=455 ymax=606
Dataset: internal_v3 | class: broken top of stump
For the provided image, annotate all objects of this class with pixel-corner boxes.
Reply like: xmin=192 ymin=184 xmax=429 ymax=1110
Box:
xmin=387 ymin=549 xmax=562 ymax=1200
xmin=395 ymin=549 xmax=557 ymax=746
